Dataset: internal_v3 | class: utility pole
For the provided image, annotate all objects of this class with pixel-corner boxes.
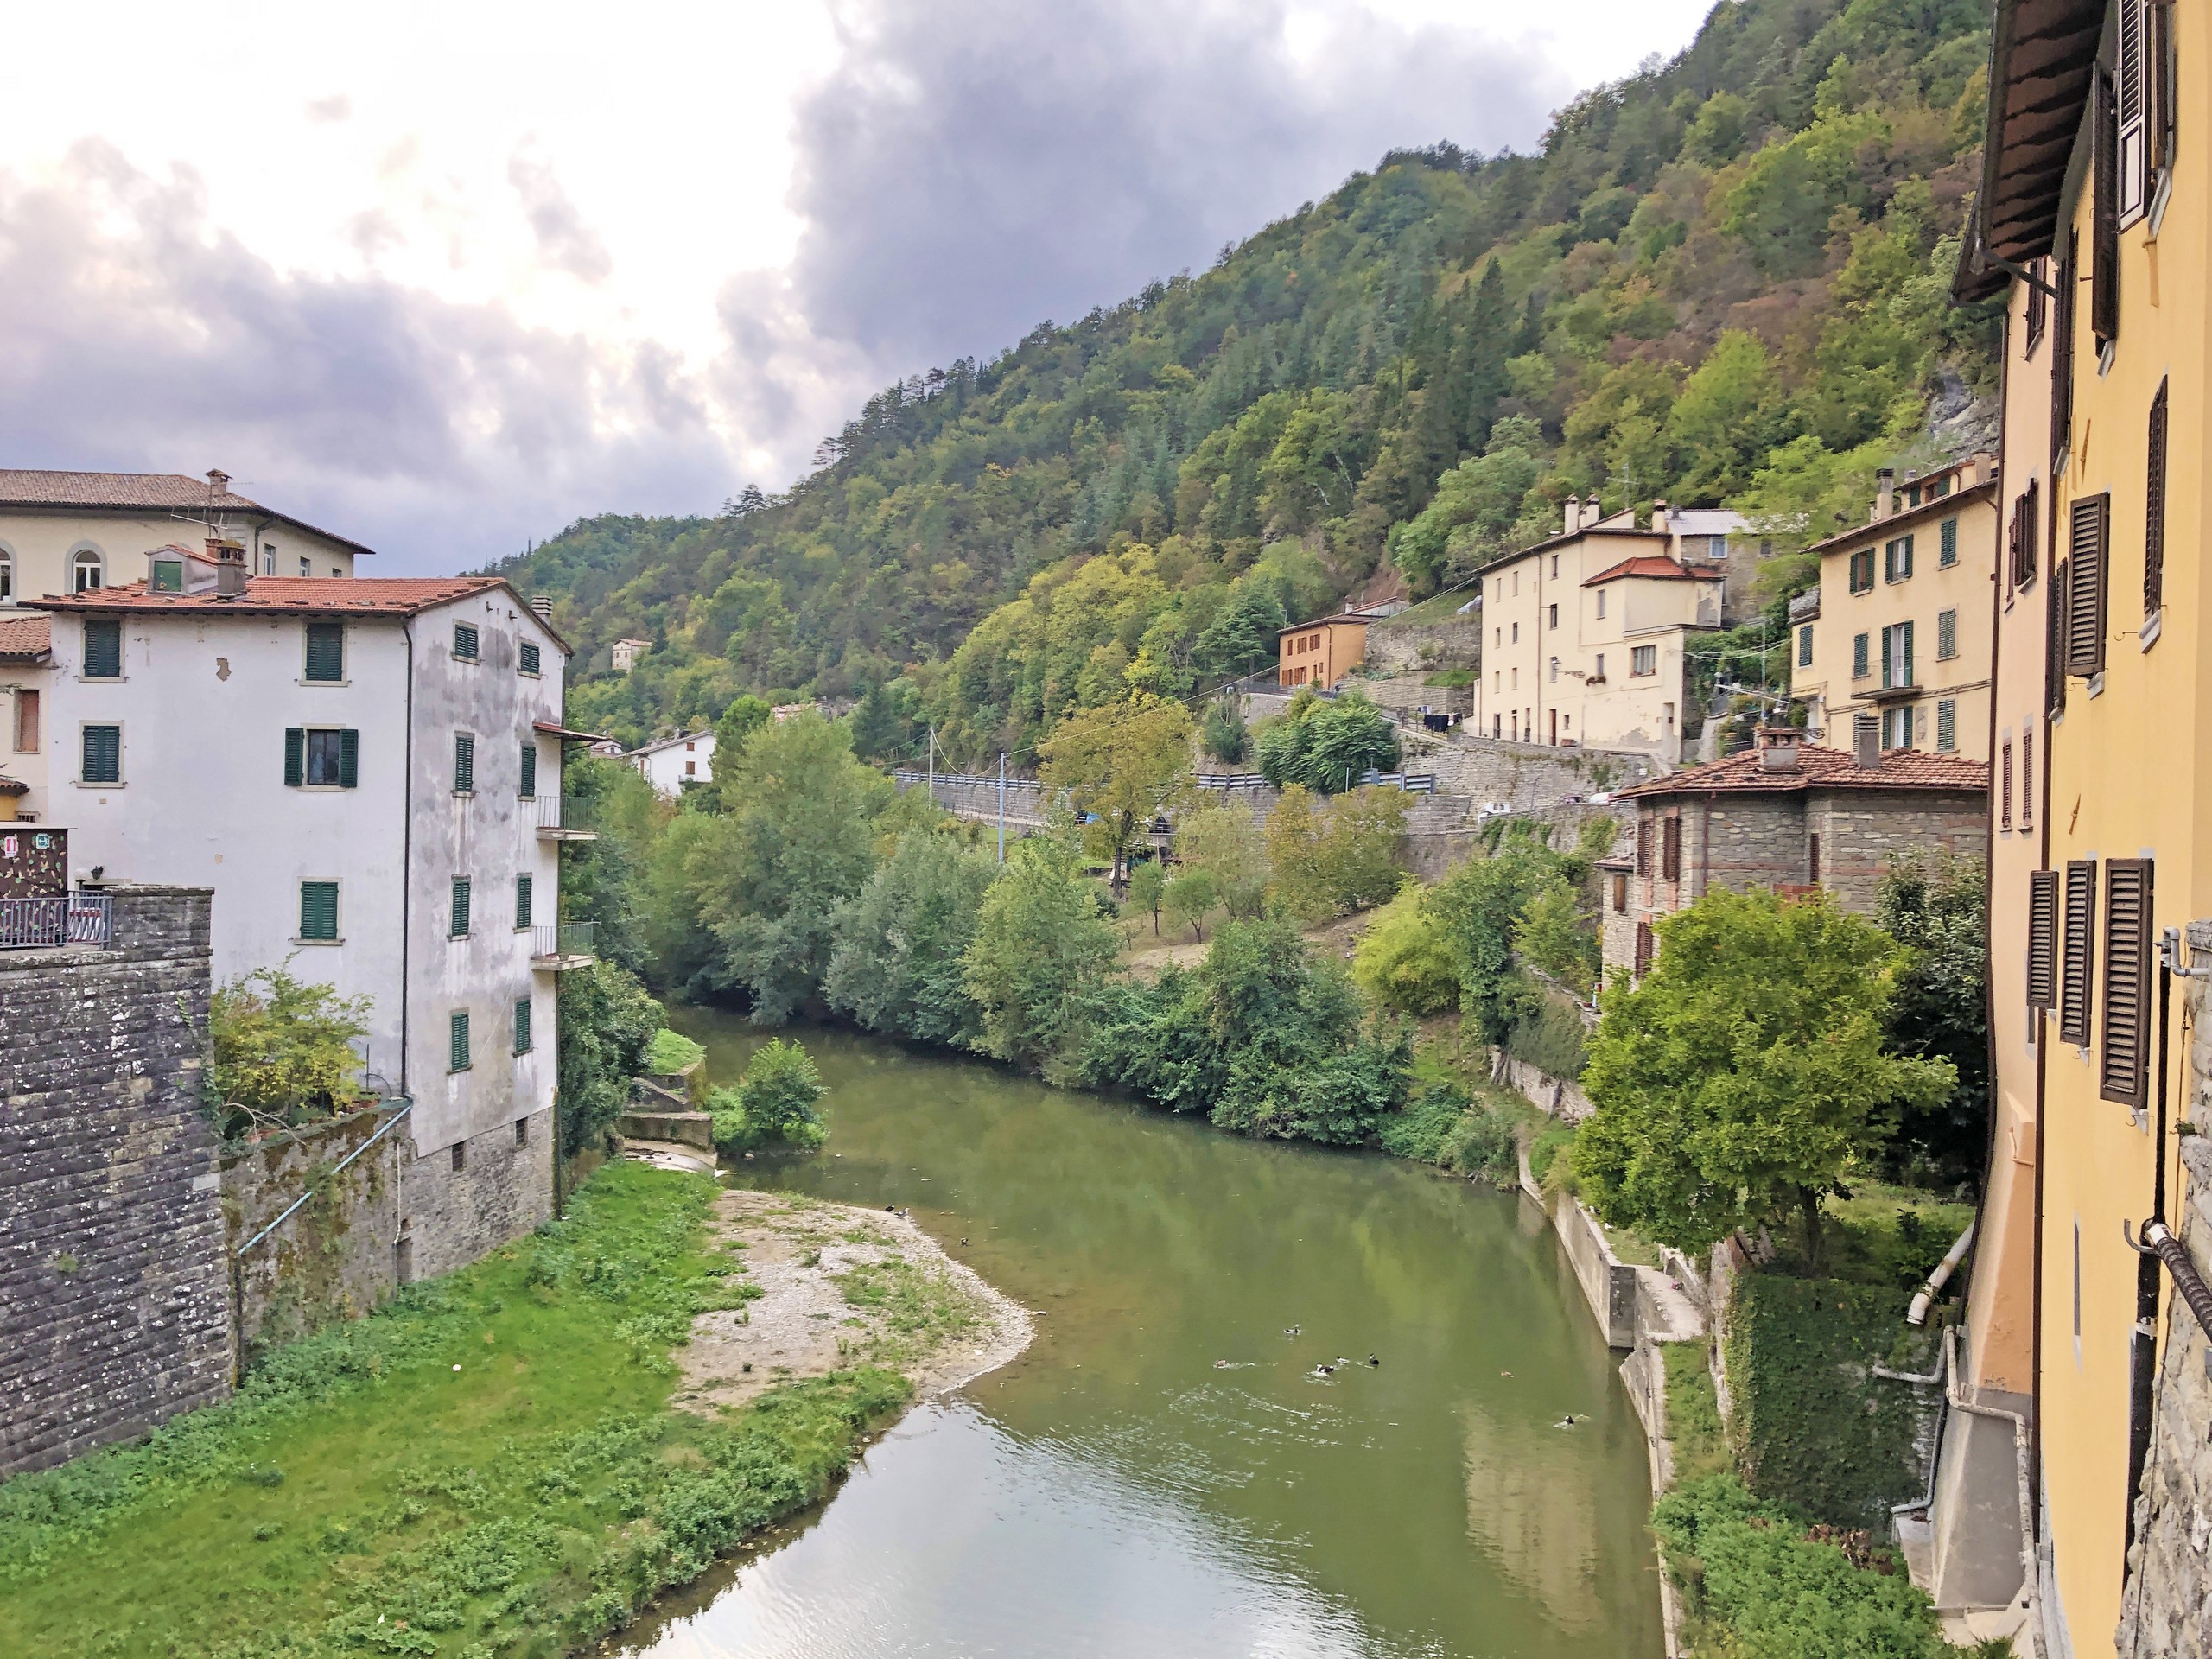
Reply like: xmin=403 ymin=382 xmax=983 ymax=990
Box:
xmin=998 ymin=751 xmax=1007 ymax=864
xmin=927 ymin=724 xmax=935 ymax=804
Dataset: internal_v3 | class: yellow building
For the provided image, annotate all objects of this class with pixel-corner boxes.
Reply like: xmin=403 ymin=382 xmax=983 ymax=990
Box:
xmin=1276 ymin=613 xmax=1369 ymax=690
xmin=1789 ymin=454 xmax=2000 ymax=760
xmin=1958 ymin=1 xmax=2212 ymax=1648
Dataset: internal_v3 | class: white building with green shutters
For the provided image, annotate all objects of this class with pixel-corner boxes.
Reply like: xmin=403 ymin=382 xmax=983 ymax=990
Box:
xmin=31 ymin=552 xmax=594 ymax=1277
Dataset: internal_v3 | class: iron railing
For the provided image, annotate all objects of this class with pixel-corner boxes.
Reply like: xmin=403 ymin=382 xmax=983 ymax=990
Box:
xmin=531 ymin=920 xmax=595 ymax=962
xmin=534 ymin=794 xmax=594 ymax=835
xmin=0 ymin=892 xmax=112 ymax=949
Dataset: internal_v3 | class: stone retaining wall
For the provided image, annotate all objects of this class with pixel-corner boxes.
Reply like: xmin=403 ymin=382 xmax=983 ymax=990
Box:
xmin=0 ymin=886 xmax=232 ymax=1477
xmin=1366 ymin=618 xmax=1483 ymax=674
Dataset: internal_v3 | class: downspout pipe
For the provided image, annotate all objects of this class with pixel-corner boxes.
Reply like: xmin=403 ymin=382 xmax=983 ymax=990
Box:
xmin=1907 ymin=1219 xmax=1976 ymax=1325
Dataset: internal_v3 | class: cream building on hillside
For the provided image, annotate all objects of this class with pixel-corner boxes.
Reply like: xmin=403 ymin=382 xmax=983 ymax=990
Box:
xmin=1788 ymin=454 xmax=1999 ymax=759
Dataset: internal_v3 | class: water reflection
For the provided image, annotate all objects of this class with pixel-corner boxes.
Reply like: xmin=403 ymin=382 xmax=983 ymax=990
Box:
xmin=621 ymin=1018 xmax=1662 ymax=1657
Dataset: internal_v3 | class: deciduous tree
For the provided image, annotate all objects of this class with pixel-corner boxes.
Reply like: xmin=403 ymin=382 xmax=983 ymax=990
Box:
xmin=1038 ymin=693 xmax=1194 ymax=888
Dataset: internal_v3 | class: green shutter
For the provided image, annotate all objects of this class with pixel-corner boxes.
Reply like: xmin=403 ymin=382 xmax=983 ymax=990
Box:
xmin=1940 ymin=518 xmax=1959 ymax=567
xmin=519 ymin=741 xmax=537 ymax=799
xmin=1853 ymin=632 xmax=1869 ymax=677
xmin=299 ymin=880 xmax=340 ymax=941
xmin=1936 ymin=701 xmax=1957 ymax=753
xmin=454 ymin=734 xmax=474 ymax=793
xmin=454 ymin=623 xmax=479 ymax=661
xmin=82 ymin=724 xmax=120 ymax=784
xmin=284 ymin=728 xmax=305 ymax=786
xmin=513 ymin=997 xmax=532 ymax=1054
xmin=304 ymin=623 xmax=345 ymax=682
xmin=339 ymin=728 xmax=359 ymax=788
xmin=450 ymin=1011 xmax=472 ymax=1071
xmin=516 ymin=874 xmax=533 ymax=929
xmin=84 ymin=620 xmax=121 ymax=677
xmin=519 ymin=641 xmax=541 ymax=676
xmin=1903 ymin=619 xmax=1915 ymax=685
xmin=451 ymin=877 xmax=472 ymax=938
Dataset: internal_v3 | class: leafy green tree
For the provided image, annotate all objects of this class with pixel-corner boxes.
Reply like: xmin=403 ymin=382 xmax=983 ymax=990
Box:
xmin=1037 ymin=693 xmax=1193 ymax=887
xmin=1573 ymin=888 xmax=1955 ymax=1268
xmin=1191 ymin=585 xmax=1288 ymax=685
xmin=1663 ymin=331 xmax=1790 ymax=502
xmin=1427 ymin=834 xmax=1566 ymax=1042
xmin=556 ymin=959 xmax=664 ymax=1156
xmin=1266 ymin=784 xmax=1408 ymax=920
xmin=1127 ymin=859 xmax=1167 ymax=935
xmin=709 ymin=1037 xmax=828 ymax=1153
xmin=1255 ymin=691 xmax=1400 ymax=793
xmin=1352 ymin=887 xmax=1459 ymax=1015
xmin=1163 ymin=868 xmax=1218 ymax=940
xmin=207 ymin=967 xmax=373 ymax=1139
xmin=1389 ymin=417 xmax=1544 ymax=594
xmin=1513 ymin=875 xmax=1599 ymax=997
xmin=963 ymin=836 xmax=1122 ymax=1071
xmin=823 ymin=830 xmax=994 ymax=1047
xmin=1200 ymin=699 xmax=1249 ymax=764
xmin=560 ymin=753 xmax=660 ymax=977
xmin=849 ymin=678 xmax=921 ymax=762
xmin=1175 ymin=801 xmax=1270 ymax=918
xmin=1877 ymin=850 xmax=1989 ymax=1189
xmin=709 ymin=695 xmax=773 ymax=786
xmin=690 ymin=713 xmax=893 ymax=1022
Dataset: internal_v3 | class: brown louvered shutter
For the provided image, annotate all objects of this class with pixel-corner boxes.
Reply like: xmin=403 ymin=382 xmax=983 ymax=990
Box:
xmin=2093 ymin=69 xmax=2120 ymax=345
xmin=2001 ymin=741 xmax=2014 ymax=830
xmin=2046 ymin=557 xmax=2069 ymax=715
xmin=1637 ymin=817 xmax=1652 ymax=877
xmin=2145 ymin=378 xmax=2168 ymax=618
xmin=2118 ymin=0 xmax=2149 ymax=224
xmin=2028 ymin=870 xmax=2059 ymax=1010
xmin=1662 ymin=814 xmax=1681 ymax=880
xmin=2022 ymin=732 xmax=2035 ymax=830
xmin=2100 ymin=859 xmax=2154 ymax=1106
xmin=2066 ymin=494 xmax=2109 ymax=677
xmin=2051 ymin=232 xmax=2077 ymax=473
xmin=1635 ymin=922 xmax=1653 ymax=978
xmin=2060 ymin=859 xmax=2099 ymax=1046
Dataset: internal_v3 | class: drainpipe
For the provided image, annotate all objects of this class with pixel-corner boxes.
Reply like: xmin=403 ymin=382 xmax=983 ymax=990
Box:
xmin=399 ymin=619 xmax=414 ymax=1100
xmin=1906 ymin=1219 xmax=1975 ymax=1325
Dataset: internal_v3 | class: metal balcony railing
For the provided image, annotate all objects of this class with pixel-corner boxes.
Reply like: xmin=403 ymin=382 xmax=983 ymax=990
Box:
xmin=534 ymin=795 xmax=595 ymax=838
xmin=0 ymin=892 xmax=112 ymax=949
xmin=531 ymin=920 xmax=595 ymax=967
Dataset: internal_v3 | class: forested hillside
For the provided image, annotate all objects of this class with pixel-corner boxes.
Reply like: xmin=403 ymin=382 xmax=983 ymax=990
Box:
xmin=495 ymin=0 xmax=1999 ymax=761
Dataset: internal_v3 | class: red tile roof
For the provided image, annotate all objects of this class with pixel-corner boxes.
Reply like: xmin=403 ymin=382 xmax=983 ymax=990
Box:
xmin=0 ymin=469 xmax=377 ymax=556
xmin=1619 ymin=743 xmax=1990 ymax=798
xmin=29 ymin=575 xmax=505 ymax=618
xmin=1582 ymin=555 xmax=1718 ymax=586
xmin=0 ymin=614 xmax=51 ymax=661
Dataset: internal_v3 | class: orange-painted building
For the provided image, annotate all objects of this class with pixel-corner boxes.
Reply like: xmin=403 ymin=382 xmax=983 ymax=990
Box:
xmin=1276 ymin=614 xmax=1369 ymax=690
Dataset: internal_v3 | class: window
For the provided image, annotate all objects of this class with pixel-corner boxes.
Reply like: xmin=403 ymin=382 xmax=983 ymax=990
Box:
xmin=454 ymin=733 xmax=475 ymax=794
xmin=450 ymin=1010 xmax=473 ymax=1072
xmin=2145 ymin=378 xmax=2168 ymax=620
xmin=1880 ymin=620 xmax=1914 ymax=690
xmin=1662 ymin=816 xmax=1681 ymax=881
xmin=2027 ymin=870 xmax=2059 ymax=1010
xmin=1708 ymin=535 xmax=1728 ymax=560
xmin=305 ymin=622 xmax=345 ymax=682
xmin=450 ymin=877 xmax=473 ymax=938
xmin=2093 ymin=63 xmax=2120 ymax=345
xmin=1595 ymin=590 xmax=1607 ymax=620
xmin=515 ymin=874 xmax=534 ymax=929
xmin=1808 ymin=834 xmax=1821 ymax=885
xmin=452 ymin=1141 xmax=467 ymax=1172
xmin=1550 ymin=556 xmax=1559 ymax=578
xmin=2052 ymin=232 xmax=2076 ymax=472
xmin=1797 ymin=625 xmax=1814 ymax=667
xmin=519 ymin=741 xmax=537 ymax=800
xmin=1938 ymin=518 xmax=1958 ymax=568
xmin=1849 ymin=549 xmax=1876 ymax=594
xmin=13 ymin=688 xmax=38 ymax=753
xmin=1630 ymin=645 xmax=1656 ymax=677
xmin=298 ymin=880 xmax=340 ymax=942
xmin=515 ymin=1117 xmax=531 ymax=1147
xmin=1548 ymin=604 xmax=1559 ymax=630
xmin=262 ymin=545 xmax=276 ymax=575
xmin=1510 ymin=622 xmax=1519 ymax=643
xmin=81 ymin=723 xmax=121 ymax=784
xmin=1853 ymin=632 xmax=1870 ymax=678
xmin=1932 ymin=474 xmax=1952 ymax=499
xmin=1936 ymin=699 xmax=1957 ymax=753
xmin=2059 ymin=860 xmax=2097 ymax=1046
xmin=83 ymin=619 xmax=122 ymax=678
xmin=0 ymin=548 xmax=11 ymax=602
xmin=1881 ymin=705 xmax=1915 ymax=750
xmin=2009 ymin=480 xmax=2040 ymax=592
xmin=2065 ymin=494 xmax=2109 ymax=677
xmin=513 ymin=996 xmax=533 ymax=1054
xmin=284 ymin=727 xmax=359 ymax=789
xmin=2001 ymin=741 xmax=2014 ymax=830
xmin=1593 ymin=652 xmax=1606 ymax=681
xmin=298 ymin=556 xmax=312 ymax=577
xmin=2101 ymin=859 xmax=2153 ymax=1106
xmin=150 ymin=558 xmax=183 ymax=593
xmin=1548 ymin=657 xmax=1559 ymax=683
xmin=72 ymin=549 xmax=104 ymax=592
xmin=1634 ymin=922 xmax=1653 ymax=978
xmin=1884 ymin=535 xmax=1915 ymax=582
xmin=1611 ymin=873 xmax=1626 ymax=912
xmin=2022 ymin=732 xmax=2035 ymax=830
xmin=1636 ymin=818 xmax=1652 ymax=877
xmin=519 ymin=640 xmax=541 ymax=676
xmin=454 ymin=622 xmax=480 ymax=661
xmin=1936 ymin=609 xmax=1958 ymax=660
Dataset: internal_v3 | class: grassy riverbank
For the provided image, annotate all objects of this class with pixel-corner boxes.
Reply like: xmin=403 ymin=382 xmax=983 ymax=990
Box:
xmin=0 ymin=1163 xmax=912 ymax=1659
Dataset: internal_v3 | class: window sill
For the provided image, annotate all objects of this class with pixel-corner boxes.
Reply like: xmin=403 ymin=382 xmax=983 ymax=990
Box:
xmin=518 ymin=671 xmax=542 ymax=681
xmin=76 ymin=675 xmax=126 ymax=684
xmin=449 ymin=933 xmax=472 ymax=943
xmin=2140 ymin=611 xmax=2162 ymax=652
xmin=2087 ymin=672 xmax=2106 ymax=699
xmin=512 ymin=1047 xmax=534 ymax=1057
xmin=452 ymin=790 xmax=475 ymax=798
xmin=292 ymin=936 xmax=344 ymax=947
xmin=300 ymin=677 xmax=352 ymax=688
xmin=75 ymin=779 xmax=123 ymax=788
xmin=293 ymin=784 xmax=355 ymax=792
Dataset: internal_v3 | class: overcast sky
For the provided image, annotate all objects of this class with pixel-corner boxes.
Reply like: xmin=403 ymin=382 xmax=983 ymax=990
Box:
xmin=3 ymin=0 xmax=1717 ymax=571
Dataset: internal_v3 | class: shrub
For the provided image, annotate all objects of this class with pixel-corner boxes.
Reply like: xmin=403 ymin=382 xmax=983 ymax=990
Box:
xmin=1503 ymin=995 xmax=1591 ymax=1079
xmin=709 ymin=1039 xmax=828 ymax=1154
xmin=1200 ymin=700 xmax=1249 ymax=764
xmin=1265 ymin=785 xmax=1408 ymax=921
xmin=1351 ymin=887 xmax=1459 ymax=1015
xmin=206 ymin=966 xmax=373 ymax=1140
xmin=558 ymin=960 xmax=665 ymax=1157
xmin=1254 ymin=690 xmax=1400 ymax=792
xmin=644 ymin=1029 xmax=706 ymax=1076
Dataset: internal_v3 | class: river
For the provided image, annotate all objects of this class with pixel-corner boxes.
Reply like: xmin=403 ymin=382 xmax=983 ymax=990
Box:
xmin=624 ymin=1014 xmax=1664 ymax=1659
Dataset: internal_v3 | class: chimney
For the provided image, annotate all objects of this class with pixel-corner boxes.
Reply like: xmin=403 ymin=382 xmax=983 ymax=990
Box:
xmin=207 ymin=537 xmax=248 ymax=596
xmin=1853 ymin=715 xmax=1882 ymax=770
xmin=1564 ymin=495 xmax=1582 ymax=536
xmin=1873 ymin=467 xmax=1895 ymax=521
xmin=1580 ymin=498 xmax=1605 ymax=531
xmin=1970 ymin=450 xmax=1994 ymax=486
xmin=1650 ymin=499 xmax=1669 ymax=534
xmin=1757 ymin=724 xmax=1801 ymax=771
xmin=207 ymin=467 xmax=230 ymax=499
xmin=531 ymin=594 xmax=553 ymax=623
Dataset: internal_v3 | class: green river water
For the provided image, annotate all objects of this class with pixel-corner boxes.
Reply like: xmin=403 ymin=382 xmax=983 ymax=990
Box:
xmin=625 ymin=1014 xmax=1664 ymax=1658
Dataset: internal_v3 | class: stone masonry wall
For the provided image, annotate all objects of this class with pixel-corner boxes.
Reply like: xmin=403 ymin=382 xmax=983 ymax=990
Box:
xmin=1366 ymin=619 xmax=1484 ymax=674
xmin=1808 ymin=791 xmax=1987 ymax=913
xmin=224 ymin=1105 xmax=403 ymax=1365
xmin=400 ymin=1106 xmax=554 ymax=1281
xmin=0 ymin=886 xmax=232 ymax=1478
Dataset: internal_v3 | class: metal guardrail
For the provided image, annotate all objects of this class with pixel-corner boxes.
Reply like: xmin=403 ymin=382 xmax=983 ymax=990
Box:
xmin=1194 ymin=773 xmax=1269 ymax=790
xmin=1359 ymin=770 xmax=1439 ymax=794
xmin=531 ymin=920 xmax=596 ymax=962
xmin=0 ymin=892 xmax=112 ymax=949
xmin=534 ymin=794 xmax=594 ymax=834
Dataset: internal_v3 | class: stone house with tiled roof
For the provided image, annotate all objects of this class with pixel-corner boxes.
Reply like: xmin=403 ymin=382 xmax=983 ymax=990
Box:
xmin=1598 ymin=728 xmax=1989 ymax=989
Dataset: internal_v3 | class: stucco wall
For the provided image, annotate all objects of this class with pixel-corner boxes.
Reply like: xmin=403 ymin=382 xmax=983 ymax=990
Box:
xmin=0 ymin=885 xmax=231 ymax=1477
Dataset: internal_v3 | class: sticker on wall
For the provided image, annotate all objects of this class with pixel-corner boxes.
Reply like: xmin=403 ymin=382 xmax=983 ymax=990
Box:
xmin=32 ymin=833 xmax=51 ymax=850
xmin=1 ymin=836 xmax=16 ymax=859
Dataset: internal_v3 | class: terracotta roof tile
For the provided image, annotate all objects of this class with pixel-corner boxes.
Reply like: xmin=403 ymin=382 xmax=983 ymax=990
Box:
xmin=29 ymin=575 xmax=498 ymax=615
xmin=1582 ymin=555 xmax=1716 ymax=586
xmin=0 ymin=469 xmax=377 ymax=556
xmin=1619 ymin=743 xmax=1990 ymax=798
xmin=0 ymin=613 xmax=51 ymax=660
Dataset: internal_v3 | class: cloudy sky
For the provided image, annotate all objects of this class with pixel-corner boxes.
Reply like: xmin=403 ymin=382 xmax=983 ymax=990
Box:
xmin=4 ymin=0 xmax=1716 ymax=571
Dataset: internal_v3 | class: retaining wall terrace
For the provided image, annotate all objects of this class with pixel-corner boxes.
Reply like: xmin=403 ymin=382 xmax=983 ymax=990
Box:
xmin=0 ymin=885 xmax=232 ymax=1478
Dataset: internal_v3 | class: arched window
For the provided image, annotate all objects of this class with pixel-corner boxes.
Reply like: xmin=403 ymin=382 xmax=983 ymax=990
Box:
xmin=0 ymin=547 xmax=13 ymax=604
xmin=71 ymin=549 xmax=105 ymax=593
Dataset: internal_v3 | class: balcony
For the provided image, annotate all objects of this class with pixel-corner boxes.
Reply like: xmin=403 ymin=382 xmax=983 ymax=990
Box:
xmin=534 ymin=795 xmax=596 ymax=841
xmin=0 ymin=891 xmax=111 ymax=950
xmin=531 ymin=920 xmax=595 ymax=971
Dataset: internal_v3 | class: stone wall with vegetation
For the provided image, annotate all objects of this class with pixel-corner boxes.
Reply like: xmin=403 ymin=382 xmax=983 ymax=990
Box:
xmin=0 ymin=886 xmax=232 ymax=1476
